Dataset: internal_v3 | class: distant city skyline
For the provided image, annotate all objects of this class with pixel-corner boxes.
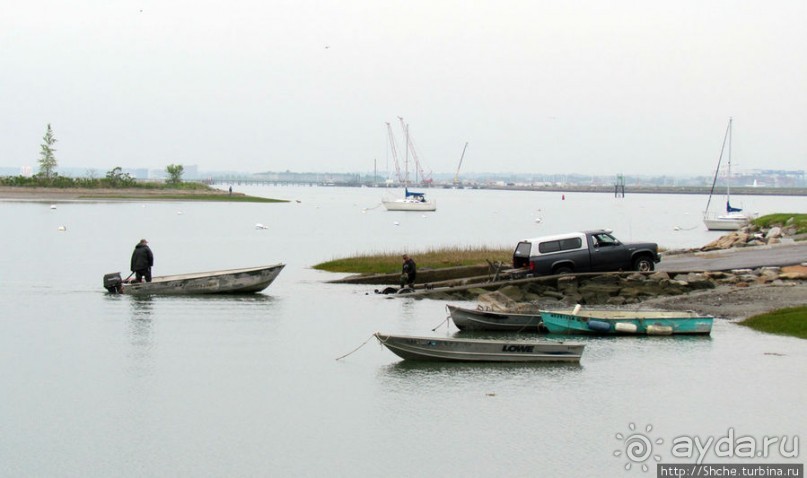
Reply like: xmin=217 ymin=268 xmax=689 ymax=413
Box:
xmin=2 ymin=1 xmax=805 ymax=176
xmin=3 ymin=164 xmax=803 ymax=188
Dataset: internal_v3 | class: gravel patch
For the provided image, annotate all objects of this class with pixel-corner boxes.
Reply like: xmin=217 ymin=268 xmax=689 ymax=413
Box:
xmin=637 ymin=282 xmax=807 ymax=320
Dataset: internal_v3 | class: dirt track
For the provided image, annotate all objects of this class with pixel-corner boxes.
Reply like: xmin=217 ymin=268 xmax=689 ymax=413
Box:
xmin=637 ymin=282 xmax=807 ymax=320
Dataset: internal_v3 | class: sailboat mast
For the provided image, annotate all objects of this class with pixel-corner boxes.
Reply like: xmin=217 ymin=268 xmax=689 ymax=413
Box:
xmin=404 ymin=123 xmax=409 ymax=187
xmin=726 ymin=117 xmax=732 ymax=200
xmin=705 ymin=118 xmax=732 ymax=214
xmin=454 ymin=142 xmax=469 ymax=185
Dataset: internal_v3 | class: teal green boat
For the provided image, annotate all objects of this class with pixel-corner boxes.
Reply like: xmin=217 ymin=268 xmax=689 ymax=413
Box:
xmin=540 ymin=308 xmax=713 ymax=336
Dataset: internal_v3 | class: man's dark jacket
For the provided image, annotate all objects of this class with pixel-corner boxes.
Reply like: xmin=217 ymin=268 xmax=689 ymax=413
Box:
xmin=131 ymin=244 xmax=154 ymax=272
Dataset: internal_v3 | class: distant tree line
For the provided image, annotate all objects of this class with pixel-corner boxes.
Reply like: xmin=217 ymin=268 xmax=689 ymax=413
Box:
xmin=0 ymin=125 xmax=201 ymax=190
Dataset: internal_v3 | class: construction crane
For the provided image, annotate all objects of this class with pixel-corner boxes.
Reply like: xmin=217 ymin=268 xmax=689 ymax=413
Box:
xmin=385 ymin=122 xmax=404 ymax=185
xmin=453 ymin=142 xmax=469 ymax=187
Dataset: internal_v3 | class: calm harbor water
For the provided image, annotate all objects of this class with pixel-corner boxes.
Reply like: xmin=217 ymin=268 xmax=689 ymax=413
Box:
xmin=1 ymin=186 xmax=804 ymax=477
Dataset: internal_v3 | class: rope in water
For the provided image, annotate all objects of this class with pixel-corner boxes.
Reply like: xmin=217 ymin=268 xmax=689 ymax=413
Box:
xmin=430 ymin=314 xmax=451 ymax=332
xmin=363 ymin=202 xmax=384 ymax=211
xmin=335 ymin=334 xmax=377 ymax=361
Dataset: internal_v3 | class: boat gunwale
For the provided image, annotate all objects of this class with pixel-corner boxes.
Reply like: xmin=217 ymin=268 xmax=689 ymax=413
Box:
xmin=134 ymin=263 xmax=285 ymax=283
xmin=541 ymin=309 xmax=712 ymax=320
xmin=447 ymin=304 xmax=551 ymax=320
xmin=375 ymin=332 xmax=583 ymax=348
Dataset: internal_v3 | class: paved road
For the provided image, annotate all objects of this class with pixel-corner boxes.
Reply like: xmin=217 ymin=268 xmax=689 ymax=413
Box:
xmin=658 ymin=241 xmax=807 ymax=272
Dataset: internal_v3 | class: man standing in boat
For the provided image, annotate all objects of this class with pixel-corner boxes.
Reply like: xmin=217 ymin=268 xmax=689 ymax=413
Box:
xmin=400 ymin=254 xmax=416 ymax=289
xmin=130 ymin=239 xmax=154 ymax=283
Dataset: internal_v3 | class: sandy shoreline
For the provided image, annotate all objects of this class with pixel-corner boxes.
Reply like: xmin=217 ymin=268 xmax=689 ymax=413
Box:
xmin=0 ymin=186 xmax=239 ymax=201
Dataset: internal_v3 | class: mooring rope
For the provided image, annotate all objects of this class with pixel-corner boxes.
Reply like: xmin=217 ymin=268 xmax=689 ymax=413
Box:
xmin=363 ymin=202 xmax=383 ymax=212
xmin=430 ymin=315 xmax=451 ymax=332
xmin=335 ymin=334 xmax=377 ymax=361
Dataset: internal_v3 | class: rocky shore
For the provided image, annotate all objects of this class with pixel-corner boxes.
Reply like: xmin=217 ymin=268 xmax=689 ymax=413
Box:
xmin=400 ymin=220 xmax=807 ymax=320
xmin=670 ymin=217 xmax=807 ymax=253
xmin=437 ymin=265 xmax=807 ymax=321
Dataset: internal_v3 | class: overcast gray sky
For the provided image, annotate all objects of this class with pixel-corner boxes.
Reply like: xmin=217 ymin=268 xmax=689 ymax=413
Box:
xmin=2 ymin=0 xmax=805 ymax=176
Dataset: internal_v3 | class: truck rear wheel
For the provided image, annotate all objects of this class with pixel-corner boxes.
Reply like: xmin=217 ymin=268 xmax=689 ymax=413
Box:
xmin=633 ymin=256 xmax=655 ymax=272
xmin=553 ymin=265 xmax=573 ymax=275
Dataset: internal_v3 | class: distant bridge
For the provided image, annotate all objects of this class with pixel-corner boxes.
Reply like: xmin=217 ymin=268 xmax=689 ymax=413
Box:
xmin=201 ymin=177 xmax=807 ymax=197
xmin=204 ymin=177 xmax=370 ymax=188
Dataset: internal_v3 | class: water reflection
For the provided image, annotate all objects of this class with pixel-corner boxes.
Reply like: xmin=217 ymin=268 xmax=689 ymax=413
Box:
xmin=379 ymin=360 xmax=583 ymax=381
xmin=171 ymin=294 xmax=278 ymax=304
xmin=376 ymin=360 xmax=584 ymax=398
xmin=377 ymin=360 xmax=584 ymax=394
xmin=126 ymin=296 xmax=155 ymax=378
xmin=129 ymin=296 xmax=154 ymax=320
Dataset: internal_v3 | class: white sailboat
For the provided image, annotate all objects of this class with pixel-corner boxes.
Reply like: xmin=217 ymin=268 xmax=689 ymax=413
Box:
xmin=703 ymin=118 xmax=753 ymax=231
xmin=382 ymin=120 xmax=437 ymax=212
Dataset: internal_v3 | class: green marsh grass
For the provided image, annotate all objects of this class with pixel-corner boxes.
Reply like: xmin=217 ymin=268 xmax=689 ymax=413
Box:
xmin=313 ymin=246 xmax=512 ymax=274
xmin=739 ymin=306 xmax=807 ymax=339
xmin=752 ymin=213 xmax=807 ymax=235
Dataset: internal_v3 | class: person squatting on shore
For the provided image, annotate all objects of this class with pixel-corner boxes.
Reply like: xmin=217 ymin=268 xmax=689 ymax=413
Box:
xmin=400 ymin=254 xmax=416 ymax=289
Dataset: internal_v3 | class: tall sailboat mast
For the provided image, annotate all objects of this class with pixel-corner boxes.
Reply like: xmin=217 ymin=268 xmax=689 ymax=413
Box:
xmin=705 ymin=118 xmax=732 ymax=214
xmin=726 ymin=117 xmax=733 ymax=205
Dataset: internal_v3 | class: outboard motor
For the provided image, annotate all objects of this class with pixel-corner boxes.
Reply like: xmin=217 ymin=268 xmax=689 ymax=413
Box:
xmin=104 ymin=272 xmax=123 ymax=293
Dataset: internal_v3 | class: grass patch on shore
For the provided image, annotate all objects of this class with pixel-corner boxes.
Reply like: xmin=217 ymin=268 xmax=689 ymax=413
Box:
xmin=752 ymin=213 xmax=807 ymax=235
xmin=739 ymin=306 xmax=807 ymax=339
xmin=313 ymin=246 xmax=512 ymax=274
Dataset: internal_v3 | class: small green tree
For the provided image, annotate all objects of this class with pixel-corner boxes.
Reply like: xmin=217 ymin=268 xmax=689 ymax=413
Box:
xmin=105 ymin=166 xmax=135 ymax=187
xmin=165 ymin=164 xmax=184 ymax=185
xmin=38 ymin=124 xmax=58 ymax=179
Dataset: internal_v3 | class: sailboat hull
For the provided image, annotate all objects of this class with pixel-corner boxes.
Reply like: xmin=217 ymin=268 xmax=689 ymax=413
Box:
xmin=703 ymin=212 xmax=749 ymax=231
xmin=382 ymin=198 xmax=437 ymax=211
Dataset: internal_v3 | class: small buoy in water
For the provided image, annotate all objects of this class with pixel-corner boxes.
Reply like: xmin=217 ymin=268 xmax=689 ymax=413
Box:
xmin=535 ymin=217 xmax=542 ymax=223
xmin=673 ymin=225 xmax=681 ymax=231
xmin=50 ymin=205 xmax=57 ymax=210
xmin=177 ymin=211 xmax=183 ymax=215
xmin=255 ymin=223 xmax=268 ymax=230
xmin=57 ymin=226 xmax=67 ymax=231
xmin=393 ymin=221 xmax=400 ymax=226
